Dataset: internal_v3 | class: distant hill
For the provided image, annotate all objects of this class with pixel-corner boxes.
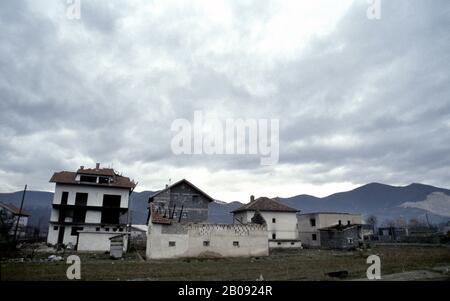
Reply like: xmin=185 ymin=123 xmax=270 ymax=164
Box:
xmin=1 ymin=183 xmax=450 ymax=231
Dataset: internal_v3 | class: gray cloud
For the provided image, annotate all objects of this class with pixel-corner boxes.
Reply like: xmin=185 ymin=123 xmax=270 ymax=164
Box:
xmin=0 ymin=0 xmax=449 ymax=199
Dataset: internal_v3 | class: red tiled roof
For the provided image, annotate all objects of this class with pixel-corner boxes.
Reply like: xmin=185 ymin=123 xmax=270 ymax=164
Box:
xmin=49 ymin=168 xmax=136 ymax=189
xmin=232 ymin=197 xmax=299 ymax=213
xmin=0 ymin=203 xmax=30 ymax=216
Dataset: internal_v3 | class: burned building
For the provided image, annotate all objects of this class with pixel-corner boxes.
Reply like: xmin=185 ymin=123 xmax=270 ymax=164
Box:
xmin=47 ymin=163 xmax=136 ymax=251
xmin=147 ymin=179 xmax=214 ymax=224
xmin=318 ymin=223 xmax=363 ymax=249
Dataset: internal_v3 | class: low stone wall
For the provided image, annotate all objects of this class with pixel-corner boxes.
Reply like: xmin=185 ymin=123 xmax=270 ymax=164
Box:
xmin=147 ymin=223 xmax=269 ymax=259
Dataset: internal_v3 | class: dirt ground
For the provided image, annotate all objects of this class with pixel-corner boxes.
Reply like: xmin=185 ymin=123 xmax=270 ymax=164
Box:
xmin=1 ymin=245 xmax=449 ymax=281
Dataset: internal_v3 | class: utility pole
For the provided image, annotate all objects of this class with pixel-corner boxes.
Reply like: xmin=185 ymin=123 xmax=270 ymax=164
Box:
xmin=13 ymin=184 xmax=27 ymax=246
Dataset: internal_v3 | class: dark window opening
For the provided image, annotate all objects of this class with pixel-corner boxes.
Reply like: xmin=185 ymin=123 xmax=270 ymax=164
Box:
xmin=291 ymin=242 xmax=295 ymax=245
xmin=71 ymin=227 xmax=83 ymax=236
xmin=53 ymin=226 xmax=58 ymax=231
xmin=310 ymin=218 xmax=316 ymax=227
xmin=75 ymin=193 xmax=88 ymax=206
xmin=272 ymin=233 xmax=276 ymax=239
xmin=96 ymin=227 xmax=100 ymax=231
xmin=99 ymin=177 xmax=110 ymax=184
xmin=105 ymin=228 xmax=109 ymax=232
xmin=272 ymin=218 xmax=276 ymax=223
xmin=203 ymin=241 xmax=210 ymax=247
xmin=119 ymin=228 xmax=123 ymax=232
xmin=101 ymin=195 xmax=122 ymax=224
xmin=79 ymin=175 xmax=97 ymax=183
xmin=113 ymin=228 xmax=117 ymax=232
xmin=103 ymin=195 xmax=121 ymax=208
xmin=338 ymin=220 xmax=342 ymax=225
xmin=233 ymin=241 xmax=239 ymax=247
xmin=347 ymin=220 xmax=351 ymax=225
xmin=169 ymin=241 xmax=176 ymax=247
xmin=61 ymin=192 xmax=69 ymax=205
xmin=312 ymin=234 xmax=317 ymax=241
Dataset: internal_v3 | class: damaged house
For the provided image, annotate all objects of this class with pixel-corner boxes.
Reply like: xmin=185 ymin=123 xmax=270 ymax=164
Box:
xmin=298 ymin=212 xmax=363 ymax=249
xmin=47 ymin=163 xmax=137 ymax=251
xmin=146 ymin=180 xmax=269 ymax=259
xmin=232 ymin=196 xmax=302 ymax=248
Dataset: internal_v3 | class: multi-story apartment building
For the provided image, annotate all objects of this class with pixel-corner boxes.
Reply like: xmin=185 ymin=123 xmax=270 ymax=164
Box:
xmin=47 ymin=163 xmax=136 ymax=251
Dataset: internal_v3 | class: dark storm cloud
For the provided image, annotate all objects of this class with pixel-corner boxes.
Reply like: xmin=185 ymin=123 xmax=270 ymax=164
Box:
xmin=0 ymin=0 xmax=449 ymax=194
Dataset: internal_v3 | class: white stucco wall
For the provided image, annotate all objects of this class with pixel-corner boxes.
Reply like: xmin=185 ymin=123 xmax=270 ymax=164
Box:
xmin=147 ymin=223 xmax=269 ymax=260
xmin=77 ymin=232 xmax=128 ymax=252
xmin=233 ymin=211 xmax=299 ymax=241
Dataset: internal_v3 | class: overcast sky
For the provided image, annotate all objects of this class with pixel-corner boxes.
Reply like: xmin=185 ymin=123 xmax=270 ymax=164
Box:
xmin=1 ymin=0 xmax=449 ymax=202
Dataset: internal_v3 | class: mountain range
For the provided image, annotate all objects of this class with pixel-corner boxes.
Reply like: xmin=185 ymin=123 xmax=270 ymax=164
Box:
xmin=1 ymin=183 xmax=450 ymax=233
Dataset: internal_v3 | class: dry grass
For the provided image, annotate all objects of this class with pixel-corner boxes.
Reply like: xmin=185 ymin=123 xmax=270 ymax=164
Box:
xmin=1 ymin=245 xmax=449 ymax=281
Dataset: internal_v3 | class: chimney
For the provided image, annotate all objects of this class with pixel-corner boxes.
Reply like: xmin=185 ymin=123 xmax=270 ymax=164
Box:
xmin=250 ymin=195 xmax=255 ymax=202
xmin=80 ymin=166 xmax=84 ymax=170
xmin=96 ymin=163 xmax=100 ymax=169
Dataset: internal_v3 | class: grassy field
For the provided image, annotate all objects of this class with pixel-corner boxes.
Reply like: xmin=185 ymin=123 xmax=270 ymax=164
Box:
xmin=1 ymin=245 xmax=450 ymax=281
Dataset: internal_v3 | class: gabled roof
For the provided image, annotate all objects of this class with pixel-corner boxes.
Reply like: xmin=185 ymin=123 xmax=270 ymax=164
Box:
xmin=0 ymin=203 xmax=30 ymax=216
xmin=50 ymin=168 xmax=136 ymax=189
xmin=231 ymin=197 xmax=299 ymax=214
xmin=148 ymin=179 xmax=215 ymax=203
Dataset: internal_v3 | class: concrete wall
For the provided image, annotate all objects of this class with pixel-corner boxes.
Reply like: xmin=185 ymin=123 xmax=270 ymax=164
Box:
xmin=77 ymin=232 xmax=128 ymax=252
xmin=146 ymin=223 xmax=269 ymax=259
xmin=298 ymin=213 xmax=362 ymax=247
xmin=234 ymin=211 xmax=298 ymax=240
xmin=152 ymin=183 xmax=210 ymax=223
xmin=269 ymin=240 xmax=302 ymax=248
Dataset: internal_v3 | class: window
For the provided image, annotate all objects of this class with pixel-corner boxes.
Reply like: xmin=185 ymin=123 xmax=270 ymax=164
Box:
xmin=182 ymin=212 xmax=187 ymax=218
xmin=312 ymin=234 xmax=317 ymax=241
xmin=101 ymin=195 xmax=122 ymax=224
xmin=233 ymin=241 xmax=239 ymax=247
xmin=79 ymin=175 xmax=97 ymax=183
xmin=119 ymin=228 xmax=123 ymax=232
xmin=53 ymin=226 xmax=59 ymax=231
xmin=291 ymin=242 xmax=295 ymax=246
xmin=347 ymin=220 xmax=351 ymax=225
xmin=61 ymin=192 xmax=69 ymax=205
xmin=169 ymin=241 xmax=176 ymax=247
xmin=105 ymin=228 xmax=109 ymax=232
xmin=99 ymin=177 xmax=110 ymax=184
xmin=71 ymin=227 xmax=83 ymax=236
xmin=75 ymin=193 xmax=88 ymax=206
xmin=113 ymin=228 xmax=117 ymax=232
xmin=272 ymin=218 xmax=276 ymax=223
xmin=310 ymin=218 xmax=316 ymax=227
xmin=96 ymin=227 xmax=100 ymax=232
xmin=347 ymin=238 xmax=354 ymax=244
xmin=277 ymin=242 xmax=282 ymax=246
xmin=192 ymin=195 xmax=199 ymax=202
xmin=338 ymin=220 xmax=342 ymax=225
xmin=272 ymin=233 xmax=276 ymax=239
xmin=203 ymin=241 xmax=210 ymax=247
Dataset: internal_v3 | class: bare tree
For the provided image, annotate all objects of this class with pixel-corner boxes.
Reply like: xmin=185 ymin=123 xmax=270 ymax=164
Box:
xmin=251 ymin=210 xmax=266 ymax=225
xmin=366 ymin=215 xmax=378 ymax=232
xmin=0 ymin=209 xmax=15 ymax=242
